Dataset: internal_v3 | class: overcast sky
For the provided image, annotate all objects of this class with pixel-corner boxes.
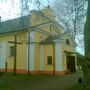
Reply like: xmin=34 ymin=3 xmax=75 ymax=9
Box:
xmin=0 ymin=0 xmax=53 ymax=21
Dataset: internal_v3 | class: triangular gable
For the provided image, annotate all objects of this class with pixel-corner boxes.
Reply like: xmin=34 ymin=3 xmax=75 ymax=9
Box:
xmin=31 ymin=22 xmax=61 ymax=36
xmin=30 ymin=7 xmax=61 ymax=35
xmin=58 ymin=31 xmax=77 ymax=47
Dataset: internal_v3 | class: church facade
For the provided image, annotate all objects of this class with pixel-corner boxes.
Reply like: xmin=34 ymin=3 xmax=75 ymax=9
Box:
xmin=0 ymin=8 xmax=77 ymax=75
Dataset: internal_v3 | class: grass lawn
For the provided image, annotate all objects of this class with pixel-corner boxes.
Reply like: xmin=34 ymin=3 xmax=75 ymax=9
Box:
xmin=68 ymin=84 xmax=83 ymax=90
xmin=0 ymin=73 xmax=56 ymax=90
xmin=0 ymin=72 xmax=83 ymax=90
xmin=0 ymin=83 xmax=13 ymax=90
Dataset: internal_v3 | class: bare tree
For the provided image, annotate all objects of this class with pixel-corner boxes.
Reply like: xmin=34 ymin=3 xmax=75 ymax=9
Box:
xmin=52 ymin=0 xmax=87 ymax=37
xmin=52 ymin=0 xmax=87 ymax=54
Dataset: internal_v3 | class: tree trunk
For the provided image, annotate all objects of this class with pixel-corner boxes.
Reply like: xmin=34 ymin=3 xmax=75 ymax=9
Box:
xmin=84 ymin=0 xmax=90 ymax=59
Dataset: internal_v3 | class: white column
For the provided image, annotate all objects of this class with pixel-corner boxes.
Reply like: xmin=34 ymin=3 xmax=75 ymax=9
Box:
xmin=29 ymin=44 xmax=35 ymax=71
xmin=39 ymin=45 xmax=44 ymax=70
xmin=26 ymin=31 xmax=35 ymax=71
xmin=0 ymin=42 xmax=7 ymax=69
xmin=55 ymin=42 xmax=63 ymax=71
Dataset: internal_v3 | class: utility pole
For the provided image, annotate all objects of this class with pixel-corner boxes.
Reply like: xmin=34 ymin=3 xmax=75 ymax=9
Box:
xmin=53 ymin=42 xmax=55 ymax=75
xmin=14 ymin=34 xmax=17 ymax=75
xmin=27 ymin=31 xmax=31 ymax=75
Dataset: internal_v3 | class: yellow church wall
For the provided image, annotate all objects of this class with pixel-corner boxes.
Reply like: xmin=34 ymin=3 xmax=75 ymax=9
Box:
xmin=0 ymin=32 xmax=28 ymax=73
xmin=16 ymin=43 xmax=27 ymax=69
xmin=41 ymin=8 xmax=55 ymax=20
xmin=34 ymin=44 xmax=40 ymax=71
xmin=0 ymin=35 xmax=15 ymax=70
xmin=7 ymin=43 xmax=14 ymax=69
xmin=34 ymin=31 xmax=49 ymax=43
xmin=30 ymin=8 xmax=55 ymax=26
xmin=30 ymin=11 xmax=49 ymax=26
xmin=61 ymin=34 xmax=76 ymax=52
xmin=43 ymin=44 xmax=54 ymax=71
xmin=62 ymin=44 xmax=75 ymax=52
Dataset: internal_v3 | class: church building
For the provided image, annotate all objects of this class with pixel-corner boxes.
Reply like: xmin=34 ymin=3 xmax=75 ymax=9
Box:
xmin=0 ymin=7 xmax=77 ymax=75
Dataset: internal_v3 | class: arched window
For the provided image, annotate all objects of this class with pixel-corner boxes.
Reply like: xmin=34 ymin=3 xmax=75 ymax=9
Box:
xmin=66 ymin=39 xmax=70 ymax=45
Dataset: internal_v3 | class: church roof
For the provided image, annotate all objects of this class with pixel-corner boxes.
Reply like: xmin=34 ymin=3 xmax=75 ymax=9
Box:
xmin=40 ymin=31 xmax=76 ymax=45
xmin=0 ymin=15 xmax=30 ymax=34
xmin=40 ymin=36 xmax=58 ymax=44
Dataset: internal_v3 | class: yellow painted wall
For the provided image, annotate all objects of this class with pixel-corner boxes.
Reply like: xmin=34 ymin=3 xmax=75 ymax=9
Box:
xmin=0 ymin=32 xmax=27 ymax=70
xmin=33 ymin=43 xmax=54 ymax=72
xmin=34 ymin=44 xmax=40 ymax=71
xmin=34 ymin=32 xmax=49 ymax=43
xmin=41 ymin=7 xmax=55 ymax=20
xmin=43 ymin=44 xmax=54 ymax=71
xmin=30 ymin=8 xmax=55 ymax=26
xmin=30 ymin=11 xmax=49 ymax=26
xmin=62 ymin=34 xmax=75 ymax=52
